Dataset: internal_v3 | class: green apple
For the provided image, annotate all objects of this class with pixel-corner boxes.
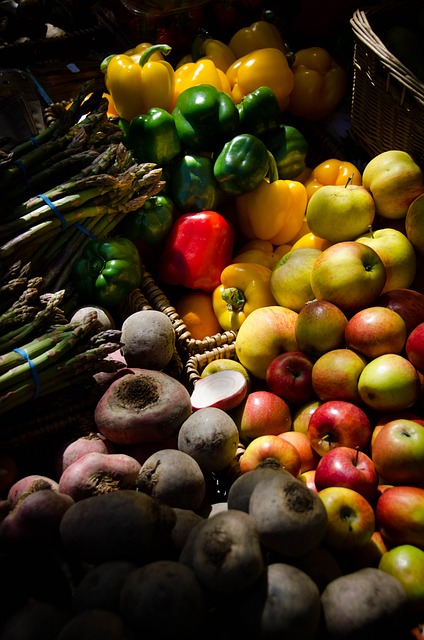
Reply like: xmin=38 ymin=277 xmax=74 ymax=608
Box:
xmin=235 ymin=305 xmax=298 ymax=380
xmin=306 ymin=183 xmax=375 ymax=243
xmin=355 ymin=227 xmax=417 ymax=292
xmin=311 ymin=348 xmax=368 ymax=404
xmin=292 ymin=399 xmax=322 ymax=435
xmin=269 ymin=247 xmax=322 ymax=312
xmin=310 ymin=241 xmax=386 ymax=315
xmin=318 ymin=486 xmax=375 ymax=551
xmin=362 ymin=150 xmax=424 ymax=219
xmin=379 ymin=544 xmax=424 ymax=613
xmin=371 ymin=418 xmax=424 ymax=487
xmin=358 ymin=353 xmax=421 ymax=412
xmin=405 ymin=193 xmax=424 ymax=258
xmin=295 ymin=299 xmax=348 ymax=360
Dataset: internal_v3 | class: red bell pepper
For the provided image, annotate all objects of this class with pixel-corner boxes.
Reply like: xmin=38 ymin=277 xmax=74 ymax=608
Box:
xmin=158 ymin=210 xmax=234 ymax=292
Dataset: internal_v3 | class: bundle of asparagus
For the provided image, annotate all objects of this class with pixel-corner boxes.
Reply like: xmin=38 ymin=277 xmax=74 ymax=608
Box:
xmin=0 ymin=262 xmax=125 ymax=416
xmin=0 ymin=83 xmax=165 ymax=297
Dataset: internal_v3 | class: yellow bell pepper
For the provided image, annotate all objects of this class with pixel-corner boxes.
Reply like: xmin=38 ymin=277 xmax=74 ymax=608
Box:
xmin=101 ymin=44 xmax=175 ymax=122
xmin=192 ymin=35 xmax=237 ymax=72
xmin=304 ymin=158 xmax=362 ymax=201
xmin=287 ymin=47 xmax=348 ymax=121
xmin=236 ymin=175 xmax=308 ymax=245
xmin=212 ymin=262 xmax=277 ymax=332
xmin=226 ymin=48 xmax=295 ymax=111
xmin=124 ymin=42 xmax=165 ymax=63
xmin=172 ymin=58 xmax=232 ymax=110
xmin=233 ymin=239 xmax=291 ymax=269
xmin=228 ymin=20 xmax=287 ymax=58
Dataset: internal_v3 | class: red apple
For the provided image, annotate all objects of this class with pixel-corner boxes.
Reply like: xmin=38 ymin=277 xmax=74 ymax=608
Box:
xmin=239 ymin=434 xmax=302 ymax=477
xmin=314 ymin=447 xmax=379 ymax=502
xmin=344 ymin=306 xmax=407 ymax=359
xmin=233 ymin=390 xmax=292 ymax=443
xmin=378 ymin=544 xmax=424 ymax=614
xmin=311 ymin=348 xmax=368 ymax=404
xmin=307 ymin=400 xmax=373 ymax=457
xmin=292 ymin=400 xmax=322 ymax=435
xmin=310 ymin=241 xmax=386 ymax=315
xmin=374 ymin=287 xmax=424 ymax=335
xmin=265 ymin=351 xmax=315 ymax=405
xmin=406 ymin=322 xmax=424 ymax=373
xmin=371 ymin=419 xmax=424 ymax=487
xmin=318 ymin=486 xmax=376 ymax=551
xmin=349 ymin=531 xmax=389 ymax=570
xmin=278 ymin=430 xmax=320 ymax=473
xmin=376 ymin=485 xmax=424 ymax=549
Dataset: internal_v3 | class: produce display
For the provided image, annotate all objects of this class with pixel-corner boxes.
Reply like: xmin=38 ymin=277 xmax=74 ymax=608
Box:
xmin=1 ymin=7 xmax=424 ymax=639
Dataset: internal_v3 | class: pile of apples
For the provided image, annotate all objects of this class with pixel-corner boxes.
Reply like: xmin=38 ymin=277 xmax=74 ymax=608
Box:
xmin=201 ymin=149 xmax=424 ymax=619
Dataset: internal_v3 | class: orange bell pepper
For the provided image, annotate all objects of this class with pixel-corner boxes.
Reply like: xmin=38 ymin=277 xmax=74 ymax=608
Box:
xmin=226 ymin=48 xmax=295 ymax=111
xmin=235 ymin=158 xmax=308 ymax=244
xmin=172 ymin=58 xmax=232 ymax=110
xmin=228 ymin=20 xmax=287 ymax=58
xmin=304 ymin=159 xmax=362 ymax=201
xmin=287 ymin=47 xmax=348 ymax=121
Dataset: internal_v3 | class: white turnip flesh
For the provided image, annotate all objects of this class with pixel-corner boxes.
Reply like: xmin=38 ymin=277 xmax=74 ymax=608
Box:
xmin=58 ymin=452 xmax=141 ymax=501
xmin=190 ymin=369 xmax=248 ymax=410
xmin=179 ymin=509 xmax=265 ymax=593
xmin=136 ymin=448 xmax=206 ymax=510
xmin=119 ymin=560 xmax=205 ymax=636
xmin=94 ymin=368 xmax=193 ymax=445
xmin=120 ymin=309 xmax=175 ymax=371
xmin=59 ymin=489 xmax=176 ymax=565
xmin=177 ymin=406 xmax=240 ymax=473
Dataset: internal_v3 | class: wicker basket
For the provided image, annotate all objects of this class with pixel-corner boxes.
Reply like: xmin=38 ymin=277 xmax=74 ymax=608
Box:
xmin=350 ymin=1 xmax=424 ymax=168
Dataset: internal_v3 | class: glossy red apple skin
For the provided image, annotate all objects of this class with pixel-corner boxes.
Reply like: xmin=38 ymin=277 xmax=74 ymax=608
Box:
xmin=318 ymin=486 xmax=376 ymax=551
xmin=406 ymin=322 xmax=424 ymax=373
xmin=314 ymin=447 xmax=379 ymax=502
xmin=344 ymin=306 xmax=407 ymax=359
xmin=371 ymin=419 xmax=424 ymax=488
xmin=234 ymin=391 xmax=292 ymax=443
xmin=376 ymin=485 xmax=424 ymax=549
xmin=375 ymin=287 xmax=424 ymax=335
xmin=266 ymin=351 xmax=315 ymax=405
xmin=239 ymin=434 xmax=302 ymax=477
xmin=299 ymin=469 xmax=318 ymax=493
xmin=307 ymin=400 xmax=373 ymax=457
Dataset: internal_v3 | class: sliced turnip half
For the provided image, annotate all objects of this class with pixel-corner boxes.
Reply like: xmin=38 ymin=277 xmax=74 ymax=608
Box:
xmin=190 ymin=369 xmax=248 ymax=411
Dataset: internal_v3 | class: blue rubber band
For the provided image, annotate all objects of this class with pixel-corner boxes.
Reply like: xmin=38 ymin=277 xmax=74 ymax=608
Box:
xmin=37 ymin=193 xmax=95 ymax=239
xmin=13 ymin=159 xmax=31 ymax=190
xmin=13 ymin=348 xmax=40 ymax=400
xmin=29 ymin=136 xmax=40 ymax=148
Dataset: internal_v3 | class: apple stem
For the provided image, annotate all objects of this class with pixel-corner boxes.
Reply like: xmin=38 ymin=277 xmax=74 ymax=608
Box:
xmin=344 ymin=173 xmax=354 ymax=188
xmin=367 ymin=224 xmax=374 ymax=238
xmin=354 ymin=446 xmax=359 ymax=467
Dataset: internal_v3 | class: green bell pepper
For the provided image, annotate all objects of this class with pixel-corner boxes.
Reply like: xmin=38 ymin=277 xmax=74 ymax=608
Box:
xmin=213 ymin=133 xmax=272 ymax=196
xmin=262 ymin=124 xmax=309 ymax=180
xmin=237 ymin=86 xmax=281 ymax=138
xmin=72 ymin=237 xmax=143 ymax=309
xmin=117 ymin=194 xmax=174 ymax=245
xmin=172 ymin=83 xmax=240 ymax=152
xmin=171 ymin=153 xmax=226 ymax=212
xmin=127 ymin=107 xmax=181 ymax=166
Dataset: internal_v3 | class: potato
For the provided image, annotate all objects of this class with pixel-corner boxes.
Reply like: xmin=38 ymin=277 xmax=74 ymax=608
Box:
xmin=248 ymin=471 xmax=328 ymax=557
xmin=320 ymin=567 xmax=409 ymax=639
xmin=72 ymin=561 xmax=138 ymax=614
xmin=136 ymin=449 xmax=206 ymax=510
xmin=59 ymin=489 xmax=176 ymax=565
xmin=179 ymin=509 xmax=264 ymax=593
xmin=234 ymin=562 xmax=322 ymax=639
xmin=120 ymin=309 xmax=175 ymax=371
xmin=119 ymin=560 xmax=205 ymax=635
xmin=177 ymin=407 xmax=239 ymax=473
xmin=94 ymin=369 xmax=193 ymax=445
xmin=70 ymin=306 xmax=115 ymax=330
xmin=58 ymin=452 xmax=141 ymax=501
xmin=56 ymin=609 xmax=132 ymax=640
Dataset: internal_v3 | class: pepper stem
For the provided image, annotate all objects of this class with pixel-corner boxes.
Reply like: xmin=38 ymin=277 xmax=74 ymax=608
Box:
xmin=221 ymin=287 xmax=246 ymax=312
xmin=267 ymin=150 xmax=280 ymax=183
xmin=139 ymin=44 xmax=172 ymax=67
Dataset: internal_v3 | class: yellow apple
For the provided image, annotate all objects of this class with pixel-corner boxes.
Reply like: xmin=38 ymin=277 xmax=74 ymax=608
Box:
xmin=235 ymin=305 xmax=298 ymax=380
xmin=306 ymin=184 xmax=375 ymax=243
xmin=362 ymin=150 xmax=424 ymax=219
xmin=270 ymin=247 xmax=322 ymax=312
xmin=405 ymin=193 xmax=424 ymax=258
xmin=355 ymin=226 xmax=417 ymax=292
